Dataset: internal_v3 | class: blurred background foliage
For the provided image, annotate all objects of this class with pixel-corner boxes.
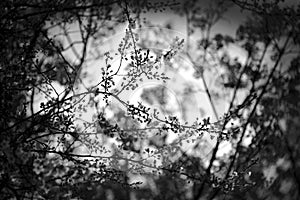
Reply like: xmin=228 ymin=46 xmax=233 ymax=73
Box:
xmin=0 ymin=0 xmax=300 ymax=199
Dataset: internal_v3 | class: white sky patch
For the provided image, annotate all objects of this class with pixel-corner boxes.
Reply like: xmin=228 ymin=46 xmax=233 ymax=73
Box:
xmin=278 ymin=118 xmax=287 ymax=132
xmin=216 ymin=141 xmax=232 ymax=157
xmin=242 ymin=125 xmax=255 ymax=147
xmin=263 ymin=164 xmax=278 ymax=186
xmin=276 ymin=157 xmax=291 ymax=171
xmin=226 ymin=44 xmax=248 ymax=66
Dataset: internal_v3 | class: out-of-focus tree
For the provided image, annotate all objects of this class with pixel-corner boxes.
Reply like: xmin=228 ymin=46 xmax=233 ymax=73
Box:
xmin=172 ymin=1 xmax=300 ymax=200
xmin=0 ymin=0 xmax=128 ymax=198
xmin=1 ymin=0 xmax=300 ymax=199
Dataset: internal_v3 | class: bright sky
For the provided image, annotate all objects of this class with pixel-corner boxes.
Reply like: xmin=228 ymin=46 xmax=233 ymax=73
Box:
xmin=28 ymin=0 xmax=300 ymax=188
xmin=34 ymin=1 xmax=253 ymax=172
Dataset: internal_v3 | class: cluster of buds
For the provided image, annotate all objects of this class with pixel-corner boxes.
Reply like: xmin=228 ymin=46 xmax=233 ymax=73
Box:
xmin=162 ymin=116 xmax=182 ymax=133
xmin=100 ymin=64 xmax=115 ymax=103
xmin=127 ymin=102 xmax=151 ymax=124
